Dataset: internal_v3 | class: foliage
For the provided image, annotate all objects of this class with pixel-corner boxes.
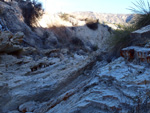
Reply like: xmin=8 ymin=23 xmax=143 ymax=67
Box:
xmin=59 ymin=12 xmax=75 ymax=21
xmin=18 ymin=0 xmax=43 ymax=28
xmin=86 ymin=19 xmax=99 ymax=30
xmin=115 ymin=23 xmax=126 ymax=29
xmin=59 ymin=13 xmax=69 ymax=21
xmin=107 ymin=25 xmax=136 ymax=57
xmin=128 ymin=0 xmax=150 ymax=29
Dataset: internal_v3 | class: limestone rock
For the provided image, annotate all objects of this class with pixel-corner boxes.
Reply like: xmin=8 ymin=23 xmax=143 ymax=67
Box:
xmin=0 ymin=18 xmax=9 ymax=31
xmin=121 ymin=46 xmax=150 ymax=64
xmin=0 ymin=31 xmax=23 ymax=53
xmin=11 ymin=32 xmax=24 ymax=44
xmin=130 ymin=25 xmax=150 ymax=45
xmin=42 ymin=57 xmax=150 ymax=113
xmin=0 ymin=48 xmax=98 ymax=112
xmin=131 ymin=25 xmax=150 ymax=38
xmin=0 ymin=1 xmax=43 ymax=48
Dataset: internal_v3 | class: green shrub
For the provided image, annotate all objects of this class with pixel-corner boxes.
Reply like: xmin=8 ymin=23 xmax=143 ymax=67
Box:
xmin=128 ymin=0 xmax=150 ymax=29
xmin=106 ymin=25 xmax=136 ymax=57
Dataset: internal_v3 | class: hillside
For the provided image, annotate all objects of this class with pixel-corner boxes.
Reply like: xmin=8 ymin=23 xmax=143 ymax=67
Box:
xmin=68 ymin=11 xmax=136 ymax=29
xmin=70 ymin=11 xmax=134 ymax=24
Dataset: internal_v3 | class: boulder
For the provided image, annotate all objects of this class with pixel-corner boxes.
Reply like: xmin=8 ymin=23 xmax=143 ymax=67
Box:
xmin=130 ymin=25 xmax=150 ymax=45
xmin=0 ymin=31 xmax=23 ymax=53
xmin=121 ymin=46 xmax=150 ymax=63
xmin=11 ymin=32 xmax=24 ymax=44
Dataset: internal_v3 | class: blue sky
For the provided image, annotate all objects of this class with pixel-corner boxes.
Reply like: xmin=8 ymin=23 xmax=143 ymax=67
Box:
xmin=38 ymin=0 xmax=138 ymax=14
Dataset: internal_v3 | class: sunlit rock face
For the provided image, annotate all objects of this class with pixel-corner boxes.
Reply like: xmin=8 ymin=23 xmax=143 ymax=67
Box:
xmin=35 ymin=12 xmax=111 ymax=50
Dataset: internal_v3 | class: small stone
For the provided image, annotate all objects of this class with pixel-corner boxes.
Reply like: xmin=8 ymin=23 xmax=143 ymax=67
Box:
xmin=11 ymin=32 xmax=24 ymax=44
xmin=19 ymin=101 xmax=38 ymax=112
xmin=7 ymin=110 xmax=20 ymax=113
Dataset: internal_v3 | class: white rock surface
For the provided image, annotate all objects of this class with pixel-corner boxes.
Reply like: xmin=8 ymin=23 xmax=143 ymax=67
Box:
xmin=42 ymin=57 xmax=150 ymax=113
xmin=0 ymin=46 xmax=99 ymax=112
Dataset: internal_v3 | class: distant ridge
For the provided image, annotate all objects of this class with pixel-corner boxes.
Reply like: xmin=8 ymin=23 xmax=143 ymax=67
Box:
xmin=68 ymin=11 xmax=136 ymax=25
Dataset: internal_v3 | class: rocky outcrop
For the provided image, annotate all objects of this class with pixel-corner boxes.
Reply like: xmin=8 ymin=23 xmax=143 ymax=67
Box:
xmin=0 ymin=1 xmax=43 ymax=48
xmin=0 ymin=29 xmax=102 ymax=112
xmin=120 ymin=25 xmax=150 ymax=64
xmin=121 ymin=46 xmax=150 ymax=63
xmin=0 ymin=19 xmax=9 ymax=31
xmin=0 ymin=3 xmax=112 ymax=112
xmin=35 ymin=12 xmax=111 ymax=51
xmin=13 ymin=57 xmax=148 ymax=113
xmin=131 ymin=25 xmax=150 ymax=39
xmin=0 ymin=1 xmax=111 ymax=50
xmin=130 ymin=25 xmax=150 ymax=47
xmin=0 ymin=31 xmax=23 ymax=53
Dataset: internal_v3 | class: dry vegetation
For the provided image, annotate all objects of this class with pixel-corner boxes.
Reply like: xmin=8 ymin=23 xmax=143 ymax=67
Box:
xmin=18 ymin=0 xmax=43 ymax=28
xmin=106 ymin=0 xmax=150 ymax=58
xmin=85 ymin=18 xmax=99 ymax=30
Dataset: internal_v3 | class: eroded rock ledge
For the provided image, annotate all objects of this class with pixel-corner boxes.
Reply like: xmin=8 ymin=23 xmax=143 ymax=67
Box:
xmin=0 ymin=30 xmax=101 ymax=113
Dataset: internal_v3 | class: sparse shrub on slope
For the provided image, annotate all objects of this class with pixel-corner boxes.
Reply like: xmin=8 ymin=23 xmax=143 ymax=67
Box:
xmin=106 ymin=25 xmax=136 ymax=58
xmin=106 ymin=0 xmax=150 ymax=59
xmin=18 ymin=0 xmax=43 ymax=28
xmin=59 ymin=12 xmax=75 ymax=22
xmin=86 ymin=19 xmax=99 ymax=30
xmin=59 ymin=13 xmax=70 ymax=21
xmin=128 ymin=0 xmax=150 ymax=29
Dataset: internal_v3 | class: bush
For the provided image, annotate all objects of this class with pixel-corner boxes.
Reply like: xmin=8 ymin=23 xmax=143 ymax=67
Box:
xmin=59 ymin=13 xmax=69 ymax=21
xmin=59 ymin=12 xmax=75 ymax=21
xmin=106 ymin=25 xmax=136 ymax=57
xmin=86 ymin=19 xmax=99 ymax=30
xmin=128 ymin=0 xmax=150 ymax=29
xmin=18 ymin=0 xmax=43 ymax=27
